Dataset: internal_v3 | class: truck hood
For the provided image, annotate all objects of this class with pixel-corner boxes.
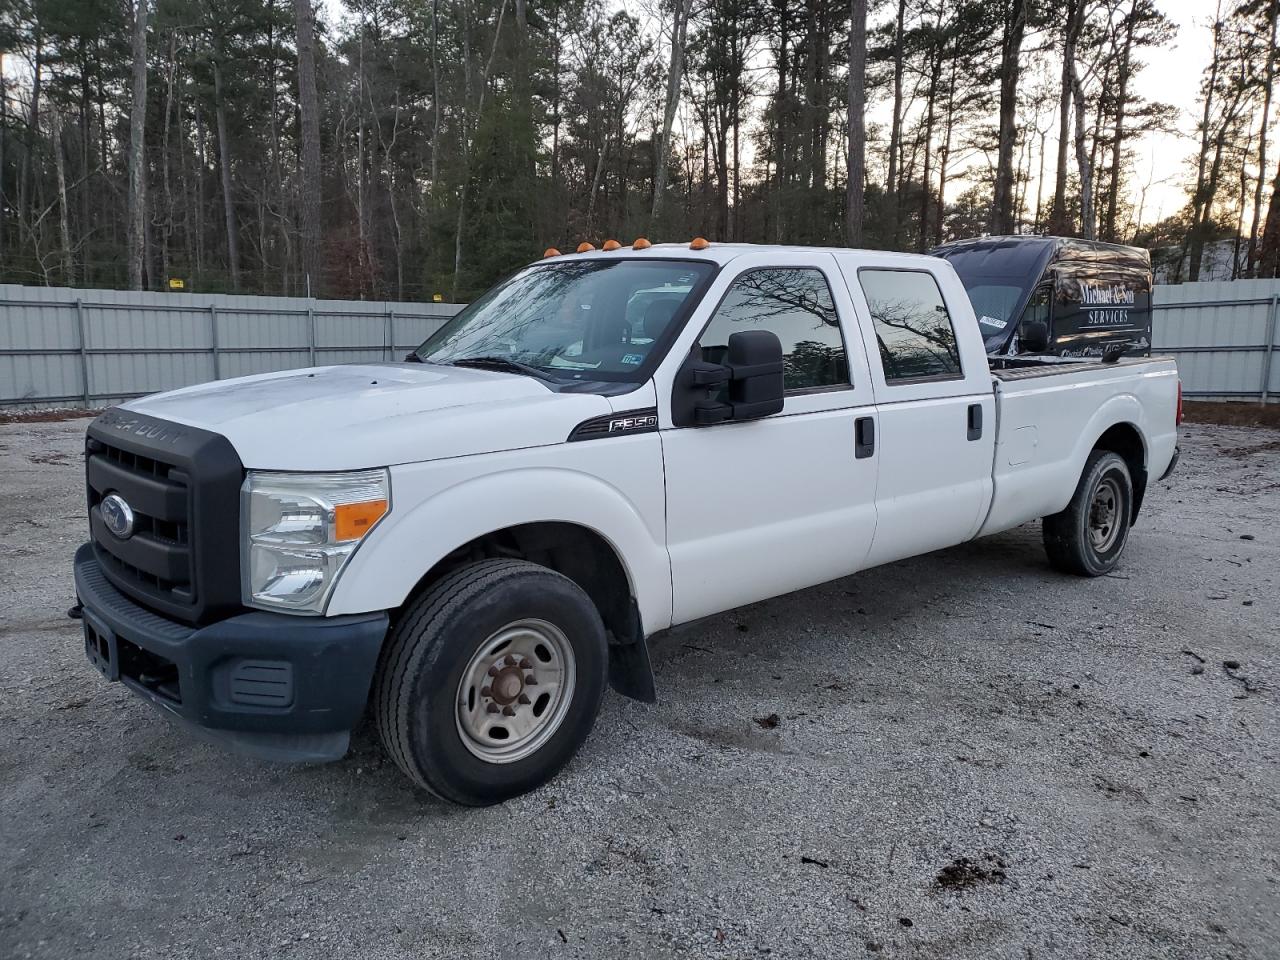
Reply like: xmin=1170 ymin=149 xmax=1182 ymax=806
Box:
xmin=122 ymin=363 xmax=614 ymax=470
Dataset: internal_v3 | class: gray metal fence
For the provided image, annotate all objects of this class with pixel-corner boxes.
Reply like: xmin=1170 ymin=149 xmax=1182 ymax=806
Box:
xmin=1152 ymin=279 xmax=1280 ymax=402
xmin=3 ymin=277 xmax=1279 ymax=410
xmin=0 ymin=284 xmax=462 ymax=409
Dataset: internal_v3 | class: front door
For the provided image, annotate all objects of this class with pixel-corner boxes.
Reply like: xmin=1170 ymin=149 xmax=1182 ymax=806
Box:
xmin=658 ymin=252 xmax=880 ymax=625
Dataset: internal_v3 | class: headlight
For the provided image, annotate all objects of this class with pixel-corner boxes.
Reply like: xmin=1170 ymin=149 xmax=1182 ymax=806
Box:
xmin=241 ymin=469 xmax=390 ymax=614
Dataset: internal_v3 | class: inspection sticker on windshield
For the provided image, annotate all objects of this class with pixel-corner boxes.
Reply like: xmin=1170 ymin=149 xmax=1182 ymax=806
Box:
xmin=621 ymin=353 xmax=644 ymax=365
xmin=980 ymin=315 xmax=1008 ymax=330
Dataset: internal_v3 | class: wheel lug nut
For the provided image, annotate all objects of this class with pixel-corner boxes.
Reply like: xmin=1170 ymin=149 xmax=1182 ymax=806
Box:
xmin=504 ymin=654 xmax=518 ymax=666
xmin=487 ymin=665 xmax=501 ymax=677
xmin=518 ymin=693 xmax=531 ymax=705
xmin=518 ymin=658 xmax=532 ymax=669
xmin=502 ymin=706 xmax=516 ymax=716
xmin=486 ymin=704 xmax=499 ymax=714
xmin=525 ymin=675 xmax=537 ymax=685
xmin=481 ymin=685 xmax=492 ymax=698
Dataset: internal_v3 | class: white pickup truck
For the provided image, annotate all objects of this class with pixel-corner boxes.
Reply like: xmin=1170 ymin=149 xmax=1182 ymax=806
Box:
xmin=73 ymin=241 xmax=1180 ymax=805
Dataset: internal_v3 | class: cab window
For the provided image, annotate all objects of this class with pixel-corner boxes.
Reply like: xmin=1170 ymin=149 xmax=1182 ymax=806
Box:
xmin=859 ymin=269 xmax=962 ymax=382
xmin=697 ymin=268 xmax=849 ymax=392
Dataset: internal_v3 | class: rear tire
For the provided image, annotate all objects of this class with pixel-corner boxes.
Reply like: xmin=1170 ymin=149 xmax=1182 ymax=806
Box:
xmin=1043 ymin=450 xmax=1133 ymax=577
xmin=373 ymin=559 xmax=608 ymax=806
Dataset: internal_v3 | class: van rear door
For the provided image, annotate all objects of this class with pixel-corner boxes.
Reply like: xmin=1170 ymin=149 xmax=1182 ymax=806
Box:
xmin=1048 ymin=252 xmax=1152 ymax=358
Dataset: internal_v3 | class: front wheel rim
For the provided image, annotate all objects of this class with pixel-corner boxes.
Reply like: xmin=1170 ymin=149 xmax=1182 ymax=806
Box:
xmin=455 ymin=619 xmax=577 ymax=764
xmin=1088 ymin=475 xmax=1124 ymax=553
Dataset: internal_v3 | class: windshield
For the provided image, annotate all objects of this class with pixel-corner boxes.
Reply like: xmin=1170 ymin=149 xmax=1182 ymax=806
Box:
xmin=961 ymin=280 xmax=1029 ymax=350
xmin=415 ymin=259 xmax=716 ymax=381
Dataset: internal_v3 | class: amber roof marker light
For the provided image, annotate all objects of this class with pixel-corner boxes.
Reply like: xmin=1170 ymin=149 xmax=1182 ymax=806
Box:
xmin=632 ymin=237 xmax=652 ymax=250
xmin=576 ymin=241 xmax=596 ymax=253
xmin=543 ymin=247 xmax=561 ymax=258
xmin=689 ymin=237 xmax=710 ymax=250
xmin=602 ymin=239 xmax=621 ymax=251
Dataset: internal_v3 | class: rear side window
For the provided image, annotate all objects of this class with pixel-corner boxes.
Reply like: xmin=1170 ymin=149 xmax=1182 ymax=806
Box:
xmin=698 ymin=267 xmax=849 ymax=392
xmin=859 ymin=269 xmax=962 ymax=382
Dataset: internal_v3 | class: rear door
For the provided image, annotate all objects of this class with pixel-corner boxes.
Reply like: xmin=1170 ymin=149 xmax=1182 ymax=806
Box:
xmin=658 ymin=251 xmax=879 ymax=625
xmin=839 ymin=260 xmax=996 ymax=567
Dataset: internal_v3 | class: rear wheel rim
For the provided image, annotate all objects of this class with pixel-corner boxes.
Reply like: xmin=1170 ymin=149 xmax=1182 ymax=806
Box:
xmin=1088 ymin=475 xmax=1123 ymax=553
xmin=455 ymin=619 xmax=576 ymax=764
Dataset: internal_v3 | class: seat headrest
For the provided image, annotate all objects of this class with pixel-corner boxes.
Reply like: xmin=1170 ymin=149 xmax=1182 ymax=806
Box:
xmin=640 ymin=298 xmax=680 ymax=336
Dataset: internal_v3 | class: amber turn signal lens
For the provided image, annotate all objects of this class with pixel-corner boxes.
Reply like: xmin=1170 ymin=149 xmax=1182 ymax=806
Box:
xmin=602 ymin=239 xmax=621 ymax=251
xmin=689 ymin=237 xmax=710 ymax=250
xmin=576 ymin=241 xmax=596 ymax=253
xmin=334 ymin=499 xmax=388 ymax=541
xmin=632 ymin=237 xmax=652 ymax=250
xmin=543 ymin=247 xmax=561 ymax=258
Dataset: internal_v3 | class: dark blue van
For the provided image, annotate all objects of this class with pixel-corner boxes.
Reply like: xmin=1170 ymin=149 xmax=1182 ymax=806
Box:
xmin=931 ymin=236 xmax=1153 ymax=358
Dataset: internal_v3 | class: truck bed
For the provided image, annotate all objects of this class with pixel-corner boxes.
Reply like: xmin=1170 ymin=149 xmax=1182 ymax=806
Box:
xmin=978 ymin=355 xmax=1180 ymax=538
xmin=989 ymin=355 xmax=1170 ymax=381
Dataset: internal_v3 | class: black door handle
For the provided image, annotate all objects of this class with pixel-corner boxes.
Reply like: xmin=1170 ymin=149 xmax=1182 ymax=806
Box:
xmin=855 ymin=416 xmax=875 ymax=459
xmin=967 ymin=403 xmax=983 ymax=440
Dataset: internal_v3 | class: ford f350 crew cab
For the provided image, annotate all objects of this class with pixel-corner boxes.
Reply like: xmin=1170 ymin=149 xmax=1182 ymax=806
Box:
xmin=74 ymin=241 xmax=1180 ymax=805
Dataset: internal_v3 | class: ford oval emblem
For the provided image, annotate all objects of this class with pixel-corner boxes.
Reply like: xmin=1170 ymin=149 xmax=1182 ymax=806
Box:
xmin=101 ymin=493 xmax=136 ymax=540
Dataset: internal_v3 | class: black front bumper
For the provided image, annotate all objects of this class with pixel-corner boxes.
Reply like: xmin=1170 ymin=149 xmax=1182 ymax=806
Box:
xmin=74 ymin=543 xmax=388 ymax=762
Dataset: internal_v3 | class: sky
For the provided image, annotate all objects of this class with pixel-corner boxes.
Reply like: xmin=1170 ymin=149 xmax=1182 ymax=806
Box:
xmin=1125 ymin=2 xmax=1215 ymax=226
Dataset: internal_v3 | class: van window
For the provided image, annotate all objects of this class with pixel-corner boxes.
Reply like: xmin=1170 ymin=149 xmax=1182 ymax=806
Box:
xmin=1020 ymin=283 xmax=1051 ymax=328
xmin=698 ymin=268 xmax=849 ymax=392
xmin=859 ymin=269 xmax=962 ymax=382
xmin=965 ymin=282 xmax=1024 ymax=347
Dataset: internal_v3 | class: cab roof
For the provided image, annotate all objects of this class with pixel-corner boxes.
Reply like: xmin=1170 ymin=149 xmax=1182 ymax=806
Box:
xmin=538 ymin=242 xmax=945 ymax=270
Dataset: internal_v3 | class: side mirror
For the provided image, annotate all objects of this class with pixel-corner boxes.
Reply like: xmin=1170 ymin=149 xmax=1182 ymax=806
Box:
xmin=1020 ymin=319 xmax=1050 ymax=353
xmin=672 ymin=330 xmax=785 ymax=426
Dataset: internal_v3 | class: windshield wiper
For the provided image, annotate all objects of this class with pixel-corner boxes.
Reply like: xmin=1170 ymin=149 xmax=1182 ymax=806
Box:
xmin=448 ymin=356 xmax=553 ymax=380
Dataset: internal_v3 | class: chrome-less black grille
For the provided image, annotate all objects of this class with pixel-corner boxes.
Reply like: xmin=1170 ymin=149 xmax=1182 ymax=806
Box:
xmin=85 ymin=408 xmax=244 ymax=625
xmin=87 ymin=441 xmax=195 ymax=606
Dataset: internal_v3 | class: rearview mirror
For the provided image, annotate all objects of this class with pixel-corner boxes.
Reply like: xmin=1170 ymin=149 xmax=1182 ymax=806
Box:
xmin=672 ymin=330 xmax=785 ymax=426
xmin=1020 ymin=319 xmax=1050 ymax=353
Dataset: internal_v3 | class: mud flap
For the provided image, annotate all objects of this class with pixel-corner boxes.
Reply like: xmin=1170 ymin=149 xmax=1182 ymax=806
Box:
xmin=607 ymin=601 xmax=657 ymax=703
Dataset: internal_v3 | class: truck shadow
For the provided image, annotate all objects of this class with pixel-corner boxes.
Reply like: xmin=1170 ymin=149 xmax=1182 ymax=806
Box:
xmin=337 ymin=522 xmax=1056 ymax=804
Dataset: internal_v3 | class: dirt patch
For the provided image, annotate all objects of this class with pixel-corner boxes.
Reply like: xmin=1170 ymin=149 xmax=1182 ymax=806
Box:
xmin=0 ymin=407 xmax=101 ymax=425
xmin=28 ymin=452 xmax=76 ymax=466
xmin=1182 ymin=400 xmax=1280 ymax=430
xmin=1219 ymin=438 xmax=1280 ymax=459
xmin=935 ymin=855 xmax=1008 ymax=891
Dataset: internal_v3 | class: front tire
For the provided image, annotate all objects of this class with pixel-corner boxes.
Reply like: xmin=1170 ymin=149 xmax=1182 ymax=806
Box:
xmin=373 ymin=559 xmax=608 ymax=805
xmin=1042 ymin=450 xmax=1134 ymax=576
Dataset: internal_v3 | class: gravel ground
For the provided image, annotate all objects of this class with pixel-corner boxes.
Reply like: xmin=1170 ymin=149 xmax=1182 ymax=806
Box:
xmin=1 ymin=418 xmax=1277 ymax=960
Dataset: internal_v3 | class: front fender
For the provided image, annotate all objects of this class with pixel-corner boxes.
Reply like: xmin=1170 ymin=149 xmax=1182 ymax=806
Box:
xmin=325 ymin=463 xmax=673 ymax=635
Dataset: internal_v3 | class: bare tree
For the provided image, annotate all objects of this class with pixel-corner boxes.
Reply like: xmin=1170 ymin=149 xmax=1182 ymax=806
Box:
xmin=1259 ymin=155 xmax=1280 ymax=276
xmin=846 ymin=0 xmax=867 ymax=245
xmin=651 ymin=0 xmax=694 ymax=231
xmin=1070 ymin=59 xmax=1094 ymax=238
xmin=295 ymin=0 xmax=323 ymax=296
xmin=886 ymin=0 xmax=907 ymax=245
xmin=126 ymin=0 xmax=149 ymax=289
xmin=211 ymin=53 xmax=241 ymax=290
xmin=991 ymin=0 xmax=1028 ymax=235
xmin=1248 ymin=0 xmax=1278 ymax=275
xmin=1048 ymin=0 xmax=1085 ymax=235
